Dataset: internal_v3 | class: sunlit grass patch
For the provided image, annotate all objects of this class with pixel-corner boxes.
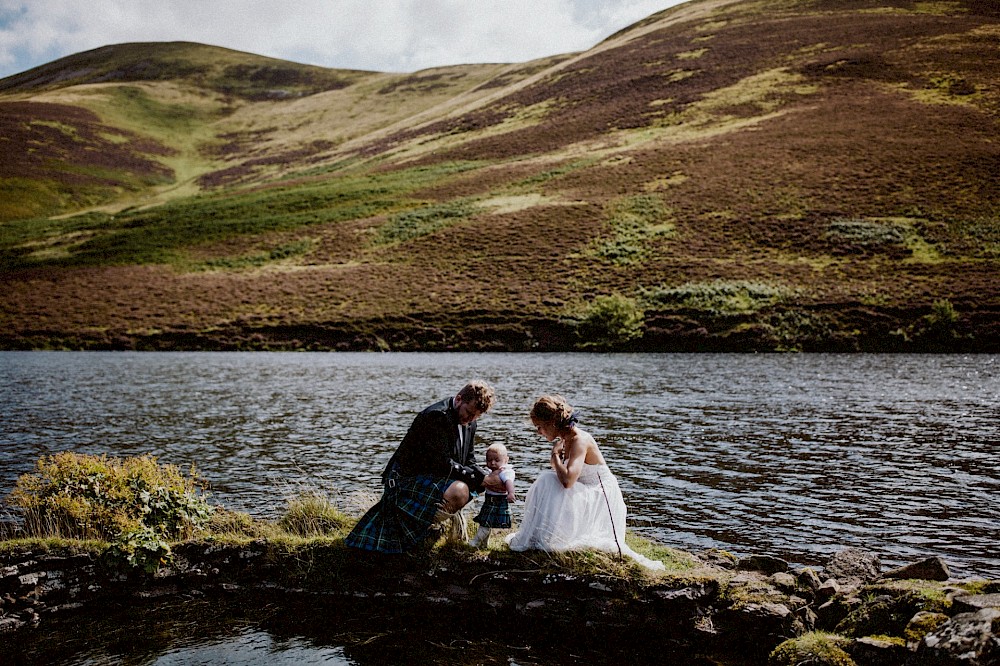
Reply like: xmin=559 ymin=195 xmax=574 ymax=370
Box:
xmin=642 ymin=279 xmax=796 ymax=315
xmin=0 ymin=163 xmax=490 ymax=268
xmin=371 ymin=200 xmax=477 ymax=246
xmin=278 ymin=490 xmax=353 ymax=538
xmin=697 ymin=67 xmax=818 ymax=114
xmin=192 ymin=238 xmax=315 ymax=271
xmin=589 ymin=194 xmax=675 ymax=265
xmin=825 ymin=217 xmax=944 ymax=262
xmin=677 ymin=48 xmax=709 ymax=60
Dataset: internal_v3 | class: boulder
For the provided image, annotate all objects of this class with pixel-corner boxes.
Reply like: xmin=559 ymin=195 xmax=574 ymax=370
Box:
xmin=825 ymin=548 xmax=882 ymax=585
xmin=699 ymin=548 xmax=739 ymax=569
xmin=738 ymin=554 xmax=789 ymax=574
xmin=798 ymin=568 xmax=823 ymax=592
xmin=917 ymin=608 xmax=1000 ymax=665
xmin=906 ymin=611 xmax=951 ymax=649
xmin=951 ymin=594 xmax=1000 ymax=614
xmin=883 ymin=557 xmax=950 ymax=582
xmin=846 ymin=635 xmax=908 ymax=666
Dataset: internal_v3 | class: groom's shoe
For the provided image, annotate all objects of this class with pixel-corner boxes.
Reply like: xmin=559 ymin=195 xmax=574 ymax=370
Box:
xmin=433 ymin=508 xmax=469 ymax=544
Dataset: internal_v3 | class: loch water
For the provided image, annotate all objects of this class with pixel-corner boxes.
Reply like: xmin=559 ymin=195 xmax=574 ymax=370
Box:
xmin=1 ymin=351 xmax=997 ymax=664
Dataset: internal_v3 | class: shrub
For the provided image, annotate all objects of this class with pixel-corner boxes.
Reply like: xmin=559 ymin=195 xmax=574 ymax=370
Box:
xmin=825 ymin=218 xmax=908 ymax=245
xmin=642 ymin=279 xmax=793 ymax=315
xmin=575 ymin=294 xmax=645 ymax=349
xmin=373 ymin=201 xmax=475 ymax=245
xmin=926 ymin=299 xmax=958 ymax=330
xmin=7 ymin=452 xmax=212 ymax=541
xmin=106 ymin=525 xmax=173 ymax=573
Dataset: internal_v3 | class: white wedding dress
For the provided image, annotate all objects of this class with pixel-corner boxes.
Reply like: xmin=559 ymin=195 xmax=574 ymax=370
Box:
xmin=506 ymin=463 xmax=665 ymax=571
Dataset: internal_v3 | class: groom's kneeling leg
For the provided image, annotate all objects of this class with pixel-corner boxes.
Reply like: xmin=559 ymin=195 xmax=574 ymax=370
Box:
xmin=441 ymin=480 xmax=470 ymax=514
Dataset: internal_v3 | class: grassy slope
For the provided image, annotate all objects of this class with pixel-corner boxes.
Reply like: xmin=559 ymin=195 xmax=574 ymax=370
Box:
xmin=0 ymin=0 xmax=998 ymax=351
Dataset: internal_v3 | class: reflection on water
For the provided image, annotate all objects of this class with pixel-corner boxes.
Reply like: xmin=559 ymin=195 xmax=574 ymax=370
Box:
xmin=1 ymin=351 xmax=998 ymax=581
xmin=1 ymin=593 xmax=542 ymax=666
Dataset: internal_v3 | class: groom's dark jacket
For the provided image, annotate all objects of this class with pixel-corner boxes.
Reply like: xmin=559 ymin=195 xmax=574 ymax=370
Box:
xmin=382 ymin=397 xmax=486 ymax=492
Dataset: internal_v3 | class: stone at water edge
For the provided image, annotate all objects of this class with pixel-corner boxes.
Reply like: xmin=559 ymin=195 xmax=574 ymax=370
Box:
xmin=883 ymin=556 xmax=950 ymax=582
xmin=824 ymin=547 xmax=882 ymax=585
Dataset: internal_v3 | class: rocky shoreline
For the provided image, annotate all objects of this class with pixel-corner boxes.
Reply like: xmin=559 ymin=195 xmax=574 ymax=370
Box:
xmin=1 ymin=540 xmax=998 ymax=665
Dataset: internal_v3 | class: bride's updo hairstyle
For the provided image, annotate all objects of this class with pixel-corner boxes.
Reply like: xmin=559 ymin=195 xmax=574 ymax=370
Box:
xmin=530 ymin=395 xmax=577 ymax=430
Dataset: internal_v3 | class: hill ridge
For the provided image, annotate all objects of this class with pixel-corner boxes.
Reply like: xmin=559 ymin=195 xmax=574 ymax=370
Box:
xmin=1 ymin=0 xmax=997 ymax=352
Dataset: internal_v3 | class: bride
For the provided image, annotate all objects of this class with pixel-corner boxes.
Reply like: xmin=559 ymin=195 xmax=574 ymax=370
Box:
xmin=506 ymin=395 xmax=664 ymax=571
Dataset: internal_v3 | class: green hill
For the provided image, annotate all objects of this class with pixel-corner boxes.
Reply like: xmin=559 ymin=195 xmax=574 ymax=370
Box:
xmin=1 ymin=0 xmax=998 ymax=352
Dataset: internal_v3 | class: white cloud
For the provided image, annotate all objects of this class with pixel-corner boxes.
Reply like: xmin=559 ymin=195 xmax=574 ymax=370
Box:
xmin=0 ymin=0 xmax=686 ymax=78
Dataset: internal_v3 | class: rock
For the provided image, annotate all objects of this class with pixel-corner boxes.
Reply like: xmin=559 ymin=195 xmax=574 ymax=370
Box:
xmin=768 ymin=632 xmax=855 ymax=666
xmin=906 ymin=610 xmax=951 ymax=648
xmin=883 ymin=556 xmax=950 ymax=581
xmin=917 ymin=607 xmax=1000 ymax=665
xmin=952 ymin=593 xmax=1000 ymax=614
xmin=0 ymin=617 xmax=25 ymax=633
xmin=798 ymin=568 xmax=822 ymax=591
xmin=771 ymin=572 xmax=798 ymax=593
xmin=825 ymin=548 xmax=881 ymax=585
xmin=699 ymin=548 xmax=739 ymax=569
xmin=818 ymin=578 xmax=841 ymax=600
xmin=738 ymin=555 xmax=789 ymax=574
xmin=846 ymin=635 xmax=908 ymax=666
xmin=17 ymin=573 xmax=42 ymax=587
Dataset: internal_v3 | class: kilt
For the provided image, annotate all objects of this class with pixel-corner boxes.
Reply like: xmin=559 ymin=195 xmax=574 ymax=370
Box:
xmin=345 ymin=473 xmax=454 ymax=553
xmin=474 ymin=494 xmax=511 ymax=529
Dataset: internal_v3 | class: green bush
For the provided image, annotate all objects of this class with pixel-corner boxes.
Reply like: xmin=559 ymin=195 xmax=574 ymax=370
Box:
xmin=575 ymin=294 xmax=645 ymax=349
xmin=825 ymin=218 xmax=908 ymax=245
xmin=926 ymin=299 xmax=958 ymax=330
xmin=7 ymin=452 xmax=212 ymax=541
xmin=372 ymin=200 xmax=475 ymax=245
xmin=106 ymin=525 xmax=173 ymax=573
xmin=642 ymin=279 xmax=792 ymax=315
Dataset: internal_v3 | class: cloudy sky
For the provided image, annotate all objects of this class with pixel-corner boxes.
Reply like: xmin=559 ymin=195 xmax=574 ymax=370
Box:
xmin=0 ymin=0 xmax=687 ymax=79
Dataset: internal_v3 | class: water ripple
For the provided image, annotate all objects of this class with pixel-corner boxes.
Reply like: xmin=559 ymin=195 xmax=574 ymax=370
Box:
xmin=1 ymin=351 xmax=997 ymax=579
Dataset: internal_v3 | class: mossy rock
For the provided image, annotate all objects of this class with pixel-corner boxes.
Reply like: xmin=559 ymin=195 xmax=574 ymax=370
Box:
xmin=905 ymin=611 xmax=950 ymax=645
xmin=835 ymin=591 xmax=933 ymax=638
xmin=769 ymin=632 xmax=856 ymax=666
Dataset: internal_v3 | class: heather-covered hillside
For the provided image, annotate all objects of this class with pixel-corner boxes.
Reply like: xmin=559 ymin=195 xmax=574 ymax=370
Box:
xmin=1 ymin=0 xmax=998 ymax=351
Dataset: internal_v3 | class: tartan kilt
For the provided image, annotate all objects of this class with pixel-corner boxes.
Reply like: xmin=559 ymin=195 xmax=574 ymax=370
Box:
xmin=345 ymin=474 xmax=453 ymax=553
xmin=474 ymin=494 xmax=511 ymax=529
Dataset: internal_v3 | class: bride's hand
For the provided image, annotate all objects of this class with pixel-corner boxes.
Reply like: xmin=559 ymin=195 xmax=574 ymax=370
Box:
xmin=550 ymin=438 xmax=565 ymax=461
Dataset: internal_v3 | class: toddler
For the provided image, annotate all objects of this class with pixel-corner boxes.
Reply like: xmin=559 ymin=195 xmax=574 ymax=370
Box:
xmin=471 ymin=443 xmax=516 ymax=548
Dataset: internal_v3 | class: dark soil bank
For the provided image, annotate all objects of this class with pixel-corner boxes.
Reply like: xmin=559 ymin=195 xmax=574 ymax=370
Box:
xmin=2 ymin=542 xmax=998 ymax=665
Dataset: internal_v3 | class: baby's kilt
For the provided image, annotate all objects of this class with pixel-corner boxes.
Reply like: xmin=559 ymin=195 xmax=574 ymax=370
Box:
xmin=474 ymin=494 xmax=511 ymax=529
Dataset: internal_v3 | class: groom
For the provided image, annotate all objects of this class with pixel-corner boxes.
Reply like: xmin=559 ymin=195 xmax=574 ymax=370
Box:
xmin=345 ymin=380 xmax=496 ymax=553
